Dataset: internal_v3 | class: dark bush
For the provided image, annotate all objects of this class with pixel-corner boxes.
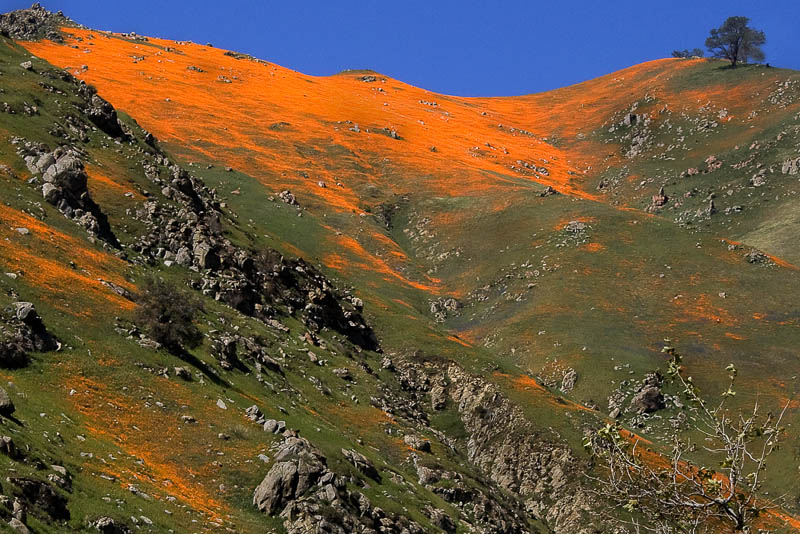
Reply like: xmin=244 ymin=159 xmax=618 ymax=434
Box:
xmin=135 ymin=278 xmax=204 ymax=354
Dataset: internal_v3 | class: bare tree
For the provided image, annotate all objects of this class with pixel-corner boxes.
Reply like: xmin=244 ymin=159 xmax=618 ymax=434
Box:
xmin=586 ymin=342 xmax=791 ymax=533
xmin=705 ymin=16 xmax=766 ymax=67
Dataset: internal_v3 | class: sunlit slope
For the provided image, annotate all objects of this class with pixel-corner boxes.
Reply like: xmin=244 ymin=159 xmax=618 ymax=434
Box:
xmin=24 ymin=31 xmax=800 ymax=265
xmin=22 ymin=28 xmax=800 ymax=398
xmin=505 ymin=58 xmax=800 ymax=264
xmin=8 ymin=20 xmax=800 ymax=529
xmin=2 ymin=35 xmax=564 ymax=533
xmin=23 ymin=28 xmax=591 ymax=203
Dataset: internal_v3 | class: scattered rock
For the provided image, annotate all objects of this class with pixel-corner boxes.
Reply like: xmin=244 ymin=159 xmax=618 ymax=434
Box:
xmin=173 ymin=366 xmax=191 ymax=380
xmin=91 ymin=516 xmax=131 ymax=534
xmin=332 ymin=367 xmax=352 ymax=380
xmin=746 ymin=249 xmax=771 ymax=265
xmin=564 ymin=220 xmax=587 ymax=234
xmin=278 ymin=190 xmax=298 ymax=206
xmin=246 ymin=404 xmax=263 ymax=422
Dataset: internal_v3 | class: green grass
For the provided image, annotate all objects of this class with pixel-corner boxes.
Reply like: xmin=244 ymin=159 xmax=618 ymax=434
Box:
xmin=1 ymin=30 xmax=800 ymax=533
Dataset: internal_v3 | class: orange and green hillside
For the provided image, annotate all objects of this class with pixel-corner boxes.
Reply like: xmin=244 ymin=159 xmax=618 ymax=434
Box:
xmin=0 ymin=6 xmax=799 ymax=533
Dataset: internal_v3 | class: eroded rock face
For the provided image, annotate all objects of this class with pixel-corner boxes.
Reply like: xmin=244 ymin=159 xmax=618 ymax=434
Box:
xmin=77 ymin=84 xmax=129 ymax=139
xmin=383 ymin=358 xmax=598 ymax=534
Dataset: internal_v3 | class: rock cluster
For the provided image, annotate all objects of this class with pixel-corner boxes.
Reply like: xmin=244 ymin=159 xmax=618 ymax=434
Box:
xmin=254 ymin=436 xmax=425 ymax=533
xmin=17 ymin=143 xmax=119 ymax=246
xmin=373 ymin=357 xmax=597 ymax=533
xmin=210 ymin=334 xmax=282 ymax=373
xmin=128 ymin=152 xmax=378 ymax=351
xmin=0 ymin=3 xmax=72 ymax=42
xmin=0 ymin=301 xmax=58 ymax=368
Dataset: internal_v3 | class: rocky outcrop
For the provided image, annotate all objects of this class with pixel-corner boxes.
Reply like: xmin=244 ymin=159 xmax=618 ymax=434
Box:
xmin=8 ymin=477 xmax=70 ymax=522
xmin=76 ymin=83 xmax=129 ymax=140
xmin=341 ymin=448 xmax=380 ymax=481
xmin=383 ymin=357 xmax=598 ymax=534
xmin=16 ymin=142 xmax=119 ymax=246
xmin=1 ymin=302 xmax=58 ymax=368
xmin=254 ymin=436 xmax=425 ymax=533
xmin=130 ymin=157 xmax=378 ymax=350
xmin=253 ymin=436 xmax=327 ymax=514
xmin=0 ymin=3 xmax=72 ymax=43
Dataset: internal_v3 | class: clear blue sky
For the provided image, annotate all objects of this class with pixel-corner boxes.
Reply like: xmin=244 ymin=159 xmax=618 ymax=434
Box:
xmin=8 ymin=1 xmax=800 ymax=96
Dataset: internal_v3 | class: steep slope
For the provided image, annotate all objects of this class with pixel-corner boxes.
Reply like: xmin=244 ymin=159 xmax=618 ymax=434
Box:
xmin=0 ymin=4 xmax=799 ymax=533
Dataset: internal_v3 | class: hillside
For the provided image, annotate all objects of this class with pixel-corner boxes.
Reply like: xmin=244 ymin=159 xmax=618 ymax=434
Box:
xmin=0 ymin=4 xmax=798 ymax=533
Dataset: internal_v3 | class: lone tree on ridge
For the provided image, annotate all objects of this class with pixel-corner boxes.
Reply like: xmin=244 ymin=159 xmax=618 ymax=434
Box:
xmin=705 ymin=16 xmax=766 ymax=67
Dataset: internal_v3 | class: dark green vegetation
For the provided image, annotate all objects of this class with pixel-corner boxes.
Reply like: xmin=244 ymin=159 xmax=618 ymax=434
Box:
xmin=706 ymin=16 xmax=766 ymax=67
xmin=0 ymin=4 xmax=799 ymax=534
xmin=134 ymin=278 xmax=204 ymax=354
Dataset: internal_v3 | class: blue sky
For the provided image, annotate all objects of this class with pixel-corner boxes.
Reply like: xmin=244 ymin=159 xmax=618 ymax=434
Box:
xmin=8 ymin=1 xmax=800 ymax=96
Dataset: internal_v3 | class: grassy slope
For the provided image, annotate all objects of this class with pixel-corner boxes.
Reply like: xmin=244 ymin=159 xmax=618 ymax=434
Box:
xmin=1 ymin=37 xmax=555 ymax=533
xmin=1 ymin=22 xmax=799 ymax=532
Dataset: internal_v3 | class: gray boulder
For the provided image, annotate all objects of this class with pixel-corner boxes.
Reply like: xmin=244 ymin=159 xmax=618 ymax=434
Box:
xmin=193 ymin=242 xmax=220 ymax=270
xmin=341 ymin=448 xmax=380 ymax=480
xmin=630 ymin=385 xmax=665 ymax=414
xmin=8 ymin=518 xmax=30 ymax=534
xmin=0 ymin=386 xmax=15 ymax=417
xmin=403 ymin=434 xmax=431 ymax=452
xmin=41 ymin=182 xmax=60 ymax=203
xmin=253 ymin=462 xmax=298 ymax=514
xmin=0 ymin=435 xmax=19 ymax=459
xmin=253 ymin=437 xmax=327 ymax=515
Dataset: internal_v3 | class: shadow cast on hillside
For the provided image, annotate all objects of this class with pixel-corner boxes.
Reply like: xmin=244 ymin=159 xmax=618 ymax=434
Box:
xmin=174 ymin=348 xmax=230 ymax=388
